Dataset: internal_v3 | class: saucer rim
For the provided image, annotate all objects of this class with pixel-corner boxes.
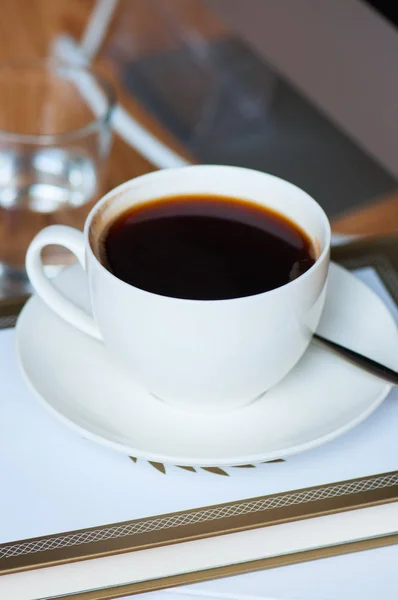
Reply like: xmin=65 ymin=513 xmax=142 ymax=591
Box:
xmin=15 ymin=261 xmax=393 ymax=466
xmin=15 ymin=345 xmax=391 ymax=466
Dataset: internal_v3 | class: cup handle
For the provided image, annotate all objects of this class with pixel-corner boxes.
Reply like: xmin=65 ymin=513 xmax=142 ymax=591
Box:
xmin=26 ymin=225 xmax=102 ymax=340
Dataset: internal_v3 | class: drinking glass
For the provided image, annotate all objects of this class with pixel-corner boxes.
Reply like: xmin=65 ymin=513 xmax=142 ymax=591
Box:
xmin=0 ymin=60 xmax=115 ymax=297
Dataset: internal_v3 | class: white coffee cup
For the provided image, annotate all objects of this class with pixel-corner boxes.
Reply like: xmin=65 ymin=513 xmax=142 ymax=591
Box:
xmin=26 ymin=165 xmax=330 ymax=412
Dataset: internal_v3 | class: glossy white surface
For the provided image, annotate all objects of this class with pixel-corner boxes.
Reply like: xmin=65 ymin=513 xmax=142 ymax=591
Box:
xmin=16 ymin=262 xmax=398 ymax=466
xmin=26 ymin=166 xmax=330 ymax=411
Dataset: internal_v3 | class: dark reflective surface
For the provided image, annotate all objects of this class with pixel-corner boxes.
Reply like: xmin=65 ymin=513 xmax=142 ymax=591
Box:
xmin=121 ymin=38 xmax=396 ymax=217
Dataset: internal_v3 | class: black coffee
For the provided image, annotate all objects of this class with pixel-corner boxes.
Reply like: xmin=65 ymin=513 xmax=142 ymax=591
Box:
xmin=102 ymin=195 xmax=316 ymax=300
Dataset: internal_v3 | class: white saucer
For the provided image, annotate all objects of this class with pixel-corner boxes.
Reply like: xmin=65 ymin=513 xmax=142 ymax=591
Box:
xmin=16 ymin=263 xmax=398 ymax=466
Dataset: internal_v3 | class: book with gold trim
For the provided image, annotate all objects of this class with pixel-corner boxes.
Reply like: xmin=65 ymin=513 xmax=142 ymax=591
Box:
xmin=0 ymin=236 xmax=397 ymax=600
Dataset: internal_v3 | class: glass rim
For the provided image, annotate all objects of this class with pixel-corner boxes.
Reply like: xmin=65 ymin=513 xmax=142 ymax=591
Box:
xmin=0 ymin=59 xmax=116 ymax=144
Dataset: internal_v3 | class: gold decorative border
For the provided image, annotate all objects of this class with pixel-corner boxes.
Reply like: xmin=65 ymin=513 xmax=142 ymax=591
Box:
xmin=1 ymin=235 xmax=398 ymax=588
xmin=1 ymin=471 xmax=397 ymax=574
xmin=332 ymin=234 xmax=398 ymax=301
xmin=337 ymin=253 xmax=398 ymax=299
xmin=2 ymin=472 xmax=396 ymax=560
xmin=0 ymin=296 xmax=28 ymax=330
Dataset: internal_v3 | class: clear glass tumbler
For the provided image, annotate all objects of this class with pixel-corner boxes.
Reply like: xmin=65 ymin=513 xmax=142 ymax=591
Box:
xmin=0 ymin=60 xmax=115 ymax=297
